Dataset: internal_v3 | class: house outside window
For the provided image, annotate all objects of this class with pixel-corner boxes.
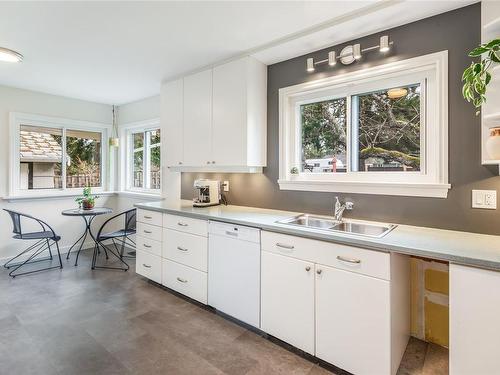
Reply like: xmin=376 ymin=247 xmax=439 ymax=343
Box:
xmin=9 ymin=113 xmax=109 ymax=197
xmin=278 ymin=51 xmax=449 ymax=198
xmin=121 ymin=118 xmax=161 ymax=194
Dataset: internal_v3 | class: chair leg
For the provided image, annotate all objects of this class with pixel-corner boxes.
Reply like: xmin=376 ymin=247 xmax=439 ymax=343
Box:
xmin=9 ymin=241 xmax=58 ymax=278
xmin=4 ymin=239 xmax=45 ymax=269
xmin=55 ymin=240 xmax=63 ymax=269
xmin=92 ymin=240 xmax=129 ymax=271
xmin=47 ymin=239 xmax=53 ymax=260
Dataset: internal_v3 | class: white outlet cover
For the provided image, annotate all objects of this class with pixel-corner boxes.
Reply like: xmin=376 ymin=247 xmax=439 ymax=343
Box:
xmin=472 ymin=190 xmax=497 ymax=210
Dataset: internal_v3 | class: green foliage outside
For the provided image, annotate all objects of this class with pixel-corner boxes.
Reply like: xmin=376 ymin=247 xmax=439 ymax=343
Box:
xmin=300 ymin=84 xmax=420 ymax=171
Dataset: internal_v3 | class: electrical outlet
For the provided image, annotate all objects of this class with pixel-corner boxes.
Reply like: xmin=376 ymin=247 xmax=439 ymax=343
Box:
xmin=223 ymin=180 xmax=229 ymax=192
xmin=472 ymin=190 xmax=497 ymax=209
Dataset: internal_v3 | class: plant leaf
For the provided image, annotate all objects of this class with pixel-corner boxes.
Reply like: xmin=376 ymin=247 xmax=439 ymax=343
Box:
xmin=470 ymin=46 xmax=488 ymax=56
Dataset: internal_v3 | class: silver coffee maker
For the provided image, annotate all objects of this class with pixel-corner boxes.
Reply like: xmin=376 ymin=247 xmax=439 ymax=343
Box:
xmin=193 ymin=179 xmax=221 ymax=207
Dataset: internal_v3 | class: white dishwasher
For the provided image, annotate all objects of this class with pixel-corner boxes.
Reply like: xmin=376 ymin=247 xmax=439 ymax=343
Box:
xmin=208 ymin=221 xmax=261 ymax=328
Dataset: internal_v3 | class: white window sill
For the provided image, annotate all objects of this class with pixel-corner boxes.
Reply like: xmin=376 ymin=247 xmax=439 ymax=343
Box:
xmin=2 ymin=191 xmax=116 ymax=202
xmin=117 ymin=191 xmax=163 ymax=200
xmin=278 ymin=179 xmax=451 ymax=198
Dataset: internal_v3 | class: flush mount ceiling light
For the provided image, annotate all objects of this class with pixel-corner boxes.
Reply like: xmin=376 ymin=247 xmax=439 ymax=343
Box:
xmin=387 ymin=87 xmax=408 ymax=99
xmin=305 ymin=35 xmax=393 ymax=72
xmin=0 ymin=47 xmax=23 ymax=63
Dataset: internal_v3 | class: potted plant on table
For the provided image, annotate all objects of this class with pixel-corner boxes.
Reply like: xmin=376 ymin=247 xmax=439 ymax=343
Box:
xmin=75 ymin=186 xmax=99 ymax=210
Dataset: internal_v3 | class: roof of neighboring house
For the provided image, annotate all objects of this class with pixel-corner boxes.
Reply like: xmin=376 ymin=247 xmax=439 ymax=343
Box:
xmin=20 ymin=130 xmax=62 ymax=163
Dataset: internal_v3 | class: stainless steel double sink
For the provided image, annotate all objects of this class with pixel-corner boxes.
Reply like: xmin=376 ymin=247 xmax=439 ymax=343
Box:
xmin=277 ymin=214 xmax=396 ymax=238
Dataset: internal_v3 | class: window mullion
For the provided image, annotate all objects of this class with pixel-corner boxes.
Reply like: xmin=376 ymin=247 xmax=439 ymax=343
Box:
xmin=144 ymin=131 xmax=150 ymax=189
xmin=61 ymin=127 xmax=67 ymax=190
xmin=350 ymin=95 xmax=359 ymax=172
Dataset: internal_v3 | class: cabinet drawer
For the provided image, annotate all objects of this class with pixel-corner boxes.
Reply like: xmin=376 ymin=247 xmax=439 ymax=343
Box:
xmin=163 ymin=229 xmax=208 ymax=271
xmin=163 ymin=214 xmax=208 ymax=237
xmin=162 ymin=259 xmax=207 ymax=304
xmin=136 ymin=235 xmax=162 ymax=257
xmin=261 ymin=231 xmax=390 ymax=280
xmin=137 ymin=209 xmax=163 ymax=227
xmin=136 ymin=250 xmax=162 ymax=284
xmin=137 ymin=222 xmax=162 ymax=242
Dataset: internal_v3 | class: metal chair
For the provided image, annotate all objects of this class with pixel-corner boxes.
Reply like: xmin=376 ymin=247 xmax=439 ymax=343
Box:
xmin=92 ymin=208 xmax=136 ymax=271
xmin=3 ymin=209 xmax=63 ymax=278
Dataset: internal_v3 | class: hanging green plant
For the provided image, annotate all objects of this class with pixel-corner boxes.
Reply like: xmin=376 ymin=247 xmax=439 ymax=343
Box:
xmin=462 ymin=39 xmax=500 ymax=115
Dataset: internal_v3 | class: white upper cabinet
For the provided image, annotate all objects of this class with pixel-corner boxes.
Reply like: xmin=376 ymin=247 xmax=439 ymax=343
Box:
xmin=183 ymin=69 xmax=213 ymax=166
xmin=163 ymin=56 xmax=267 ymax=171
xmin=212 ymin=57 xmax=267 ymax=167
xmin=162 ymin=78 xmax=184 ymax=167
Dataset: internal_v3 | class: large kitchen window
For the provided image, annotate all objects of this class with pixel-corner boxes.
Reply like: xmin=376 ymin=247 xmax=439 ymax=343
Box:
xmin=279 ymin=52 xmax=449 ymax=198
xmin=9 ymin=113 xmax=109 ymax=197
xmin=123 ymin=119 xmax=161 ymax=194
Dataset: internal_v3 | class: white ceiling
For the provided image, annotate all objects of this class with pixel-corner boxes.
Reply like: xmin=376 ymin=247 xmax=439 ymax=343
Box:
xmin=0 ymin=1 xmax=476 ymax=105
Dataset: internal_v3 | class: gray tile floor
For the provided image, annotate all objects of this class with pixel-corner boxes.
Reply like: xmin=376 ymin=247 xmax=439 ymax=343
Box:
xmin=0 ymin=249 xmax=448 ymax=375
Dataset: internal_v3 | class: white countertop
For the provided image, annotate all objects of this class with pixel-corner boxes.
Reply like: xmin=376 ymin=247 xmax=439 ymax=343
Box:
xmin=135 ymin=199 xmax=500 ymax=271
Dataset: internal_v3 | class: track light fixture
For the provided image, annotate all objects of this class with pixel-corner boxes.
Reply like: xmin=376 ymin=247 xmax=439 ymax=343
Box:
xmin=305 ymin=35 xmax=393 ymax=73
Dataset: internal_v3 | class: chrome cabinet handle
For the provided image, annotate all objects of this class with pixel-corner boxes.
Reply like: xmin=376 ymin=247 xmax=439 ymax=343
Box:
xmin=177 ymin=246 xmax=188 ymax=252
xmin=144 ymin=216 xmax=152 ymax=219
xmin=225 ymin=231 xmax=238 ymax=237
xmin=305 ymin=266 xmax=311 ymax=271
xmin=179 ymin=161 xmax=183 ymax=165
xmin=177 ymin=222 xmax=188 ymax=227
xmin=143 ymin=264 xmax=151 ymax=268
xmin=143 ymin=244 xmax=152 ymax=248
xmin=337 ymin=255 xmax=361 ymax=264
xmin=212 ymin=161 xmax=215 ymax=164
xmin=276 ymin=243 xmax=294 ymax=250
xmin=144 ymin=230 xmax=152 ymax=234
xmin=316 ymin=269 xmax=322 ymax=275
xmin=176 ymin=277 xmax=187 ymax=283
xmin=206 ymin=161 xmax=210 ymax=164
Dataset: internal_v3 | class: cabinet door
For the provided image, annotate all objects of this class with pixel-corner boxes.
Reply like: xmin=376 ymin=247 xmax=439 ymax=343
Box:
xmin=212 ymin=58 xmax=247 ymax=166
xmin=183 ymin=69 xmax=212 ymax=166
xmin=450 ymin=264 xmax=500 ymax=375
xmin=261 ymin=251 xmax=315 ymax=354
xmin=161 ymin=79 xmax=184 ymax=167
xmin=316 ymin=264 xmax=391 ymax=375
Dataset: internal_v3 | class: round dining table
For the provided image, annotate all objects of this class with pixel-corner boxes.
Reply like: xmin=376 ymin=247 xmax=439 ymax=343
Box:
xmin=62 ymin=207 xmax=113 ymax=266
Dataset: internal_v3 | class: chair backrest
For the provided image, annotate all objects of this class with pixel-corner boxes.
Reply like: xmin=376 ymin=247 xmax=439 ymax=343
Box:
xmin=125 ymin=209 xmax=136 ymax=232
xmin=4 ymin=209 xmax=22 ymax=236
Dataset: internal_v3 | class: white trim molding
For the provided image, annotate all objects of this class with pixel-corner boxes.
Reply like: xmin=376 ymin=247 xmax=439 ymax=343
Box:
xmin=9 ymin=112 xmax=112 ymax=198
xmin=278 ymin=51 xmax=450 ymax=198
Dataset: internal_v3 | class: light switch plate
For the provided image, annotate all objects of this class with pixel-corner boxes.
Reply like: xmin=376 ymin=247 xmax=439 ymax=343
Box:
xmin=472 ymin=190 xmax=497 ymax=209
xmin=223 ymin=180 xmax=229 ymax=192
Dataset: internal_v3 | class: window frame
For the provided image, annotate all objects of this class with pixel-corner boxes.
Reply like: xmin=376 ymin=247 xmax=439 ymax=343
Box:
xmin=278 ymin=51 xmax=449 ymax=198
xmin=120 ymin=118 xmax=161 ymax=195
xmin=9 ymin=112 xmax=110 ymax=198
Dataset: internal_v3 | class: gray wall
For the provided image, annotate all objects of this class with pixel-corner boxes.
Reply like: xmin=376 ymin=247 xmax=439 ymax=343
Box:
xmin=182 ymin=4 xmax=500 ymax=235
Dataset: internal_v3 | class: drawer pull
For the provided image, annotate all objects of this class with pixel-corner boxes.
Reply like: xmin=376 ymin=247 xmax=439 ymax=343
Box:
xmin=143 ymin=230 xmax=152 ymax=234
xmin=177 ymin=222 xmax=188 ymax=227
xmin=177 ymin=246 xmax=188 ymax=252
xmin=225 ymin=231 xmax=238 ymax=237
xmin=337 ymin=255 xmax=361 ymax=264
xmin=142 ymin=264 xmax=152 ymax=268
xmin=316 ymin=269 xmax=322 ymax=275
xmin=305 ymin=266 xmax=311 ymax=271
xmin=176 ymin=277 xmax=188 ymax=283
xmin=276 ymin=243 xmax=294 ymax=250
xmin=143 ymin=244 xmax=152 ymax=248
xmin=144 ymin=215 xmax=152 ymax=219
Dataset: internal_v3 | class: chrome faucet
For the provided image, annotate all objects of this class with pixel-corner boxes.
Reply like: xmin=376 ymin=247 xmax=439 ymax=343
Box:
xmin=334 ymin=196 xmax=353 ymax=222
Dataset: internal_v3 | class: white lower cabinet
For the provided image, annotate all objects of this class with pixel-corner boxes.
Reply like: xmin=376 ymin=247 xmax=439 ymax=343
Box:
xmin=136 ymin=250 xmax=162 ymax=284
xmin=316 ymin=264 xmax=391 ymax=375
xmin=260 ymin=231 xmax=409 ymax=375
xmin=450 ymin=264 xmax=500 ymax=375
xmin=162 ymin=259 xmax=208 ymax=304
xmin=261 ymin=251 xmax=315 ymax=354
